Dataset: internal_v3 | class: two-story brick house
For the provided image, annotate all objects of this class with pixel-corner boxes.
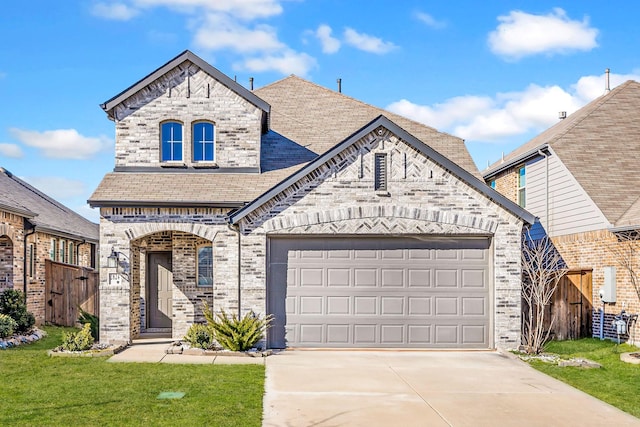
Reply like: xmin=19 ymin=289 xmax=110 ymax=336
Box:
xmin=0 ymin=167 xmax=99 ymax=323
xmin=483 ymin=80 xmax=640 ymax=344
xmin=90 ymin=50 xmax=534 ymax=350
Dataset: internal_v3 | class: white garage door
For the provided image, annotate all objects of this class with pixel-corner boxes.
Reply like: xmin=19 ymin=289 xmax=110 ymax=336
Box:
xmin=267 ymin=237 xmax=492 ymax=349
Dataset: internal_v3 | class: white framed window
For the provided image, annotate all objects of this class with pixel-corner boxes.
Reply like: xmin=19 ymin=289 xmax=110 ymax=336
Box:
xmin=68 ymin=242 xmax=74 ymax=265
xmin=60 ymin=239 xmax=66 ymax=263
xmin=50 ymin=238 xmax=57 ymax=261
xmin=197 ymin=245 xmax=213 ymax=287
xmin=193 ymin=121 xmax=215 ymax=162
xmin=161 ymin=121 xmax=183 ymax=162
xmin=518 ymin=166 xmax=526 ymax=208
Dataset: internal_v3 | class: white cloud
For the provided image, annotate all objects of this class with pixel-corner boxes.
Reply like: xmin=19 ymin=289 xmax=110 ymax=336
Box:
xmin=0 ymin=143 xmax=23 ymax=158
xmin=343 ymin=28 xmax=397 ymax=54
xmin=387 ymin=71 xmax=640 ymax=143
xmin=133 ymin=0 xmax=283 ymax=20
xmin=415 ymin=12 xmax=446 ymax=29
xmin=194 ymin=14 xmax=284 ymax=53
xmin=91 ymin=2 xmax=139 ymax=20
xmin=488 ymin=8 xmax=598 ymax=60
xmin=315 ymin=24 xmax=340 ymax=54
xmin=10 ymin=128 xmax=113 ymax=160
xmin=22 ymin=177 xmax=86 ymax=200
xmin=238 ymin=50 xmax=317 ymax=76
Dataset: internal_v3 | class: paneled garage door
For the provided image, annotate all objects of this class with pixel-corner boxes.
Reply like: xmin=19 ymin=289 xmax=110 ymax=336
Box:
xmin=267 ymin=237 xmax=492 ymax=349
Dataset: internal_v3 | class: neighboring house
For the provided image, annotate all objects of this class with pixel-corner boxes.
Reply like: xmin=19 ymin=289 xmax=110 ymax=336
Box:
xmin=89 ymin=50 xmax=534 ymax=350
xmin=0 ymin=167 xmax=99 ymax=323
xmin=483 ymin=80 xmax=640 ymax=343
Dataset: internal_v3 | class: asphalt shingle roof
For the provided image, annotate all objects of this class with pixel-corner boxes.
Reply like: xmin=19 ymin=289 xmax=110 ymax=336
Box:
xmin=483 ymin=80 xmax=640 ymax=228
xmin=0 ymin=168 xmax=99 ymax=241
xmin=90 ymin=71 xmax=483 ymax=207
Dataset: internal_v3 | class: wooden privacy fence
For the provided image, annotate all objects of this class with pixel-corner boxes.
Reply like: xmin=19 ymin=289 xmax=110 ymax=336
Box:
xmin=45 ymin=260 xmax=99 ymax=326
xmin=548 ymin=269 xmax=593 ymax=340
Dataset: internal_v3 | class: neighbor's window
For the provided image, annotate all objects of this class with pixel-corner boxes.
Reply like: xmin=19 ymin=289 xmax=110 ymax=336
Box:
xmin=197 ymin=246 xmax=213 ymax=287
xmin=68 ymin=242 xmax=74 ymax=265
xmin=50 ymin=238 xmax=57 ymax=261
xmin=490 ymin=180 xmax=496 ymax=189
xmin=161 ymin=121 xmax=183 ymax=162
xmin=60 ymin=239 xmax=66 ymax=263
xmin=518 ymin=166 xmax=526 ymax=208
xmin=193 ymin=122 xmax=215 ymax=162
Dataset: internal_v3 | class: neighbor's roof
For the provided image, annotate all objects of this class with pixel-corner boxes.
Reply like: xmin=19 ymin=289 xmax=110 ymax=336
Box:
xmin=100 ymin=50 xmax=270 ymax=118
xmin=483 ymin=80 xmax=640 ymax=227
xmin=91 ymin=72 xmax=483 ymax=207
xmin=0 ymin=168 xmax=99 ymax=242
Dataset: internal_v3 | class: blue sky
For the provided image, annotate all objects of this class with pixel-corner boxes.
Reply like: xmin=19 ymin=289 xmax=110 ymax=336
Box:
xmin=2 ymin=1 xmax=639 ymax=222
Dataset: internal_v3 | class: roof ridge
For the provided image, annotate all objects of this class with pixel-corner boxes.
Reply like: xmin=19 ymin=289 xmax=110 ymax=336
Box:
xmin=257 ymin=75 xmax=463 ymax=142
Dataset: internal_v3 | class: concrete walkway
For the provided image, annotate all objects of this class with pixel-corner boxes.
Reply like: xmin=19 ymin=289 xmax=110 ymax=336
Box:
xmin=107 ymin=338 xmax=264 ymax=365
xmin=263 ymin=350 xmax=640 ymax=427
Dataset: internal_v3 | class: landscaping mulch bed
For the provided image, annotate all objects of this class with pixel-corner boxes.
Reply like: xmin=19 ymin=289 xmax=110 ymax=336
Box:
xmin=0 ymin=328 xmax=46 ymax=349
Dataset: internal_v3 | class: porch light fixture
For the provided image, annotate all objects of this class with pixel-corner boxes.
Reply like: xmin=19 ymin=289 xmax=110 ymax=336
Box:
xmin=107 ymin=249 xmax=119 ymax=268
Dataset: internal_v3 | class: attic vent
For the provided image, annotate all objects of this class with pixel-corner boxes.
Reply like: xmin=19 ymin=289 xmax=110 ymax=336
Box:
xmin=374 ymin=153 xmax=388 ymax=191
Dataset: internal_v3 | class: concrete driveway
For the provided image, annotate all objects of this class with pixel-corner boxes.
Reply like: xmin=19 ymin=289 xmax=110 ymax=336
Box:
xmin=263 ymin=351 xmax=640 ymax=427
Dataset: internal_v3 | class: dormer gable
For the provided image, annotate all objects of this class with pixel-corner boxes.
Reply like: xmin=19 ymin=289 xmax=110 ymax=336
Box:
xmin=102 ymin=50 xmax=270 ymax=170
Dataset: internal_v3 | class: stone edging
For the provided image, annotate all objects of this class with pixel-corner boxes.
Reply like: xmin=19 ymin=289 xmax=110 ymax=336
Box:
xmin=48 ymin=345 xmax=127 ymax=358
xmin=0 ymin=329 xmax=47 ymax=349
xmin=166 ymin=342 xmax=272 ymax=357
xmin=620 ymin=352 xmax=640 ymax=364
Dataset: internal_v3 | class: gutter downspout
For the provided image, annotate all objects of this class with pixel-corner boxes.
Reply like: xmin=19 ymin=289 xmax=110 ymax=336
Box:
xmin=538 ymin=149 xmax=549 ymax=232
xmin=23 ymin=221 xmax=36 ymax=302
xmin=227 ymin=223 xmax=242 ymax=318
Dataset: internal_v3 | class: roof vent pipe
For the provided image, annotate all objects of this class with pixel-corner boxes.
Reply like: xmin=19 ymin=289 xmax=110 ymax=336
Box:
xmin=605 ymin=68 xmax=611 ymax=93
xmin=249 ymin=77 xmax=254 ymax=91
xmin=337 ymin=78 xmax=342 ymax=93
xmin=559 ymin=111 xmax=567 ymax=120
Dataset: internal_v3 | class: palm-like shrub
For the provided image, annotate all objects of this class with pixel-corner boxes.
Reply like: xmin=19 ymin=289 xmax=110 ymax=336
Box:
xmin=202 ymin=301 xmax=272 ymax=351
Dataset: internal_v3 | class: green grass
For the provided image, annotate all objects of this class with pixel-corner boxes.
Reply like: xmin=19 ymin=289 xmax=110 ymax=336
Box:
xmin=0 ymin=326 xmax=265 ymax=426
xmin=527 ymin=338 xmax=640 ymax=418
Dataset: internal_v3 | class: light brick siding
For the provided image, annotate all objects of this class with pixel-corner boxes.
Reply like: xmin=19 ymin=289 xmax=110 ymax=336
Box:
xmin=238 ymin=130 xmax=525 ymax=350
xmin=553 ymin=230 xmax=640 ymax=344
xmin=0 ymin=210 xmax=25 ymax=293
xmin=112 ymin=61 xmax=263 ymax=169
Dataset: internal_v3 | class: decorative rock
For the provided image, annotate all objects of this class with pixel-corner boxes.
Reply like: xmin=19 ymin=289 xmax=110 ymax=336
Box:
xmin=620 ymin=352 xmax=640 ymax=365
xmin=558 ymin=358 xmax=602 ymax=369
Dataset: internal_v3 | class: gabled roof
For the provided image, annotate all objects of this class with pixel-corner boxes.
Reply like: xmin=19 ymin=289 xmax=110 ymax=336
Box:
xmin=230 ymin=115 xmax=535 ymax=225
xmin=254 ymin=75 xmax=482 ymax=180
xmin=0 ymin=168 xmax=99 ymax=242
xmin=483 ymin=80 xmax=640 ymax=227
xmin=100 ymin=50 xmax=270 ymax=118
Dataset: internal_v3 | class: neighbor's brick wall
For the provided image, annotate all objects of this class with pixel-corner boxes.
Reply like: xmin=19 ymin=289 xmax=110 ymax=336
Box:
xmin=239 ymin=129 xmax=526 ymax=350
xmin=0 ymin=210 xmax=25 ymax=293
xmin=112 ymin=61 xmax=263 ymax=169
xmin=487 ymin=166 xmax=520 ymax=205
xmin=552 ymin=230 xmax=640 ymax=344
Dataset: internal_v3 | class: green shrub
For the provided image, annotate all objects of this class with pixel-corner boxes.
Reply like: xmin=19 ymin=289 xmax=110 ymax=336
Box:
xmin=202 ymin=301 xmax=272 ymax=352
xmin=183 ymin=323 xmax=215 ymax=349
xmin=0 ymin=289 xmax=35 ymax=333
xmin=61 ymin=323 xmax=94 ymax=351
xmin=0 ymin=313 xmax=17 ymax=338
xmin=78 ymin=307 xmax=99 ymax=341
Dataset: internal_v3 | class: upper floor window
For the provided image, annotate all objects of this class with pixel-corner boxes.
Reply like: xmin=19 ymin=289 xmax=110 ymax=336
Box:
xmin=161 ymin=121 xmax=183 ymax=162
xmin=518 ymin=166 xmax=526 ymax=208
xmin=193 ymin=122 xmax=215 ymax=162
xmin=490 ymin=180 xmax=496 ymax=189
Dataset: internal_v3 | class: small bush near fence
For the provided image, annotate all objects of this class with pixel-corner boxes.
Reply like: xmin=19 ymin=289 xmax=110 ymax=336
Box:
xmin=61 ymin=323 xmax=94 ymax=352
xmin=0 ymin=289 xmax=35 ymax=334
xmin=78 ymin=308 xmax=99 ymax=341
xmin=0 ymin=314 xmax=17 ymax=338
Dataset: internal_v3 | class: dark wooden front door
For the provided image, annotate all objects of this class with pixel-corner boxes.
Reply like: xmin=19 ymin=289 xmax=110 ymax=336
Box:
xmin=147 ymin=252 xmax=172 ymax=329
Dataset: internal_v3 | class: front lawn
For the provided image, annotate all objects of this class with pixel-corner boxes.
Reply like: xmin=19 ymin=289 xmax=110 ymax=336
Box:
xmin=0 ymin=326 xmax=264 ymax=426
xmin=527 ymin=338 xmax=640 ymax=418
